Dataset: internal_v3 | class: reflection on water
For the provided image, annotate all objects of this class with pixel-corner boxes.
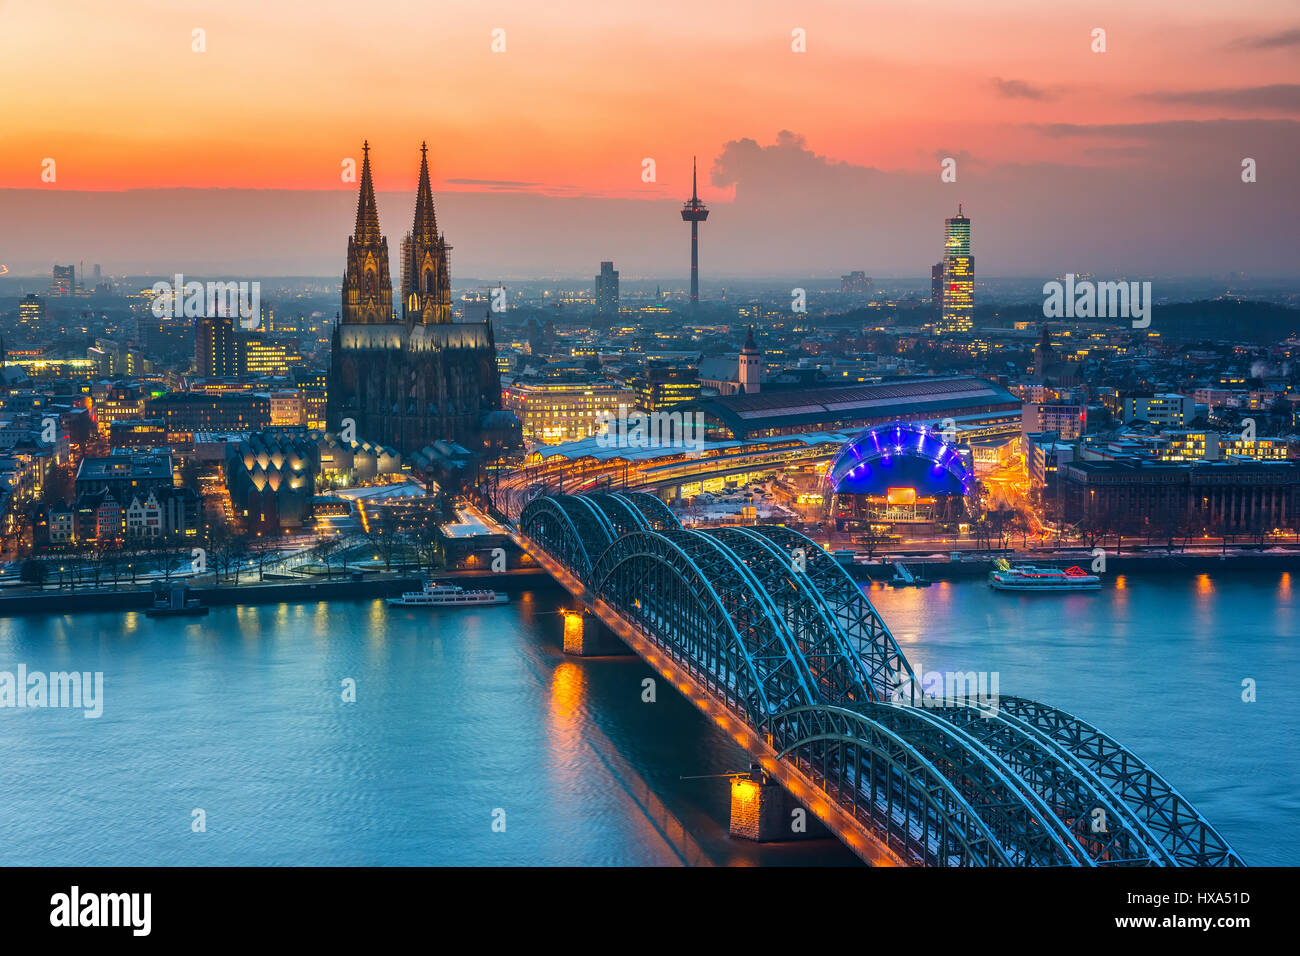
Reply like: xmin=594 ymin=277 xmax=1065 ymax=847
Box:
xmin=1 ymin=572 xmax=1289 ymax=865
xmin=867 ymin=571 xmax=1299 ymax=865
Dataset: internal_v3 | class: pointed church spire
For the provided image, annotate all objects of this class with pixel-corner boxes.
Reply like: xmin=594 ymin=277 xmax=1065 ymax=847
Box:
xmin=412 ymin=141 xmax=439 ymax=244
xmin=354 ymin=140 xmax=382 ymax=244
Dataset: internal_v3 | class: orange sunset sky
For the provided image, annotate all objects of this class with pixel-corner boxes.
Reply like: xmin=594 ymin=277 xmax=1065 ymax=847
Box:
xmin=2 ymin=0 xmax=1298 ymax=276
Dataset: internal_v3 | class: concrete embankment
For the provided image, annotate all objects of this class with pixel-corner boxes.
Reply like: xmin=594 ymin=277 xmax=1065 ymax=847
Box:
xmin=849 ymin=551 xmax=1300 ymax=583
xmin=0 ymin=568 xmax=561 ymax=617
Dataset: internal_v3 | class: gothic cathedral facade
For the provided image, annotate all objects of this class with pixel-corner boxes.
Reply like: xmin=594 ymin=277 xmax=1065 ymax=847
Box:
xmin=328 ymin=142 xmax=503 ymax=453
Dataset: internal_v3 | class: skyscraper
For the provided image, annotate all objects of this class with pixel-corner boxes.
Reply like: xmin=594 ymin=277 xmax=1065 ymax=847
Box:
xmin=680 ymin=157 xmax=709 ymax=311
xmin=50 ymin=264 xmax=75 ymax=295
xmin=931 ymin=261 xmax=944 ymax=313
xmin=595 ymin=261 xmax=619 ymax=317
xmin=938 ymin=205 xmax=973 ymax=333
xmin=195 ymin=315 xmax=235 ymax=377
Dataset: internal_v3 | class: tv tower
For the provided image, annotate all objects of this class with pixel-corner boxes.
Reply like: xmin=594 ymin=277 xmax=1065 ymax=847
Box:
xmin=680 ymin=156 xmax=709 ymax=310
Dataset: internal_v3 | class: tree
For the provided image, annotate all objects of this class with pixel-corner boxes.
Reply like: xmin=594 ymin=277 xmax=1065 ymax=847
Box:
xmin=19 ymin=559 xmax=48 ymax=585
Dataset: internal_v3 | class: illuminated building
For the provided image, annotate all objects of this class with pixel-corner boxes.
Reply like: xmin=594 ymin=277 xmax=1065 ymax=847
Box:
xmin=824 ymin=421 xmax=977 ymax=530
xmin=18 ymin=294 xmax=45 ymax=332
xmin=50 ymin=264 xmax=76 ymax=295
xmin=637 ymin=362 xmax=701 ymax=412
xmin=1022 ymin=402 xmax=1086 ymax=440
xmin=1220 ymin=437 xmax=1290 ymax=461
xmin=269 ymin=390 xmax=306 ymax=427
xmin=195 ymin=315 xmax=235 ymax=377
xmin=109 ymin=419 xmax=168 ymax=450
xmin=502 ymin=378 xmax=634 ymax=445
xmin=148 ymin=392 xmax=271 ymax=435
xmin=1063 ymin=459 xmax=1300 ymax=532
xmin=237 ymin=334 xmax=303 ymax=377
xmin=937 ymin=205 xmax=973 ymax=333
xmin=328 ymin=142 xmax=504 ymax=452
xmin=1123 ymin=394 xmax=1194 ymax=426
xmin=683 ymin=375 xmax=1021 ymax=441
xmin=595 ymin=261 xmax=619 ymax=317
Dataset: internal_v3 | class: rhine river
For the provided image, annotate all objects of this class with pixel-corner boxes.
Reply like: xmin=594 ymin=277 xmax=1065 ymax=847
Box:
xmin=0 ymin=571 xmax=1295 ymax=866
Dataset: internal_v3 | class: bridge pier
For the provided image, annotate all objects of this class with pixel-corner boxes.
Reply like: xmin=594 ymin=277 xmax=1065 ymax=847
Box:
xmin=729 ymin=764 xmax=830 ymax=843
xmin=561 ymin=608 xmax=628 ymax=656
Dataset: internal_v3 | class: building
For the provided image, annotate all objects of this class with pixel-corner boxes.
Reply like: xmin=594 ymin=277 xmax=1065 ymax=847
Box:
xmin=937 ymin=205 xmax=973 ymax=333
xmin=268 ymin=390 xmax=306 ymax=427
xmin=237 ymin=334 xmax=303 ymax=377
xmin=149 ymin=392 xmax=271 ymax=435
xmin=502 ymin=377 xmax=635 ymax=445
xmin=930 ymin=262 xmax=944 ymax=314
xmin=17 ymin=294 xmax=45 ymax=333
xmin=637 ymin=362 xmax=701 ymax=412
xmin=1022 ymin=402 xmax=1086 ymax=440
xmin=50 ymin=265 xmax=76 ymax=295
xmin=595 ymin=261 xmax=619 ymax=317
xmin=328 ymin=142 xmax=505 ymax=453
xmin=682 ymin=375 xmax=1021 ymax=442
xmin=698 ymin=327 xmax=763 ymax=397
xmin=841 ymin=271 xmax=872 ymax=294
xmin=109 ymin=419 xmax=168 ymax=451
xmin=225 ymin=431 xmax=318 ymax=534
xmin=75 ymin=453 xmax=175 ymax=509
xmin=195 ymin=315 xmax=236 ymax=377
xmin=1123 ymin=393 xmax=1194 ymax=427
xmin=1062 ymin=459 xmax=1300 ymax=533
xmin=824 ymin=421 xmax=975 ymax=530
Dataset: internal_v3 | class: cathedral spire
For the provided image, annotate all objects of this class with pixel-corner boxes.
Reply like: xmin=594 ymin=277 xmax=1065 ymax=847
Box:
xmin=412 ymin=141 xmax=439 ymax=244
xmin=354 ymin=140 xmax=382 ymax=244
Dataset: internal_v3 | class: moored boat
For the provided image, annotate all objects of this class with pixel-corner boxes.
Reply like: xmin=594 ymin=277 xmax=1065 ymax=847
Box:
xmin=386 ymin=580 xmax=509 ymax=607
xmin=988 ymin=560 xmax=1100 ymax=592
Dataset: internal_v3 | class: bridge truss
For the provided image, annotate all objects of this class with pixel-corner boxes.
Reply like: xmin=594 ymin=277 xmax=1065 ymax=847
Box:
xmin=518 ymin=493 xmax=1244 ymax=867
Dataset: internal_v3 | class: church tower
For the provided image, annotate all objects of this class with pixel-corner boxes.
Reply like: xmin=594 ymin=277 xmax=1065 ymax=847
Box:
xmin=402 ymin=143 xmax=453 ymax=325
xmin=739 ymin=325 xmax=760 ymax=394
xmin=341 ymin=142 xmax=393 ymax=325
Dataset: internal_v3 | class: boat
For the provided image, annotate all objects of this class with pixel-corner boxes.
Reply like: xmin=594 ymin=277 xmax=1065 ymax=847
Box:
xmin=145 ymin=582 xmax=210 ymax=617
xmin=386 ymin=580 xmax=509 ymax=607
xmin=988 ymin=559 xmax=1100 ymax=592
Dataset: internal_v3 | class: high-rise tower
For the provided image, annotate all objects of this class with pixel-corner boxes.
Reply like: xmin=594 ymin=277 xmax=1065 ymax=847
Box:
xmin=938 ymin=204 xmax=974 ymax=334
xmin=341 ymin=141 xmax=393 ymax=325
xmin=680 ymin=156 xmax=709 ymax=311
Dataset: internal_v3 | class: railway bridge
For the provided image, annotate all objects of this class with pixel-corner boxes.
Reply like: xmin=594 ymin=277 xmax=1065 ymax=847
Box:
xmin=515 ymin=492 xmax=1244 ymax=867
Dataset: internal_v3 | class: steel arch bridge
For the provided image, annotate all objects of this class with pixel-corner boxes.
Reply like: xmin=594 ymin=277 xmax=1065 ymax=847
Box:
xmin=516 ymin=493 xmax=1244 ymax=868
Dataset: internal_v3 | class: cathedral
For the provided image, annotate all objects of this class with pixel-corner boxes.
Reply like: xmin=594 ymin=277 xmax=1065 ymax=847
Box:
xmin=328 ymin=142 xmax=505 ymax=454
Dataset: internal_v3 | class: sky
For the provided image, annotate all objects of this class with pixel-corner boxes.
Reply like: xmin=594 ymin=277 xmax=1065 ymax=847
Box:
xmin=1 ymin=0 xmax=1298 ymax=278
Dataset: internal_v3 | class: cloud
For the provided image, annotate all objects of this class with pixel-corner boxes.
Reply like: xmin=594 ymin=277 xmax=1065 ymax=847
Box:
xmin=445 ymin=178 xmax=542 ymax=189
xmin=1229 ymin=27 xmax=1300 ymax=50
xmin=1140 ymin=84 xmax=1300 ymax=113
xmin=991 ymin=77 xmax=1059 ymax=101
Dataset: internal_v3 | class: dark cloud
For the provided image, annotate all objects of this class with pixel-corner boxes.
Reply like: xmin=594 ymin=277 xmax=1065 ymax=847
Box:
xmin=1229 ymin=27 xmax=1300 ymax=50
xmin=1140 ymin=84 xmax=1300 ymax=113
xmin=991 ymin=77 xmax=1059 ymax=101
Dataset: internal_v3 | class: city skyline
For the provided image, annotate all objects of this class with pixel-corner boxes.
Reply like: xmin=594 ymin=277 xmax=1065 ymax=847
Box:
xmin=2 ymin=2 xmax=1299 ymax=276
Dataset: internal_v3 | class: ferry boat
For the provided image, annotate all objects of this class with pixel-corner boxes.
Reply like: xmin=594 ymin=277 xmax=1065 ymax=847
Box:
xmin=386 ymin=580 xmax=509 ymax=607
xmin=988 ymin=560 xmax=1100 ymax=592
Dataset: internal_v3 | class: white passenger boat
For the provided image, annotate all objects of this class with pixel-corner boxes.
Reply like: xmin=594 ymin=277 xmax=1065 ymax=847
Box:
xmin=988 ymin=561 xmax=1100 ymax=591
xmin=386 ymin=580 xmax=509 ymax=607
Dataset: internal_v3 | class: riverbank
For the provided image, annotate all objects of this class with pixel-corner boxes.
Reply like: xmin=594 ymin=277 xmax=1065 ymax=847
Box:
xmin=0 ymin=567 xmax=560 ymax=616
xmin=852 ymin=549 xmax=1300 ymax=582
